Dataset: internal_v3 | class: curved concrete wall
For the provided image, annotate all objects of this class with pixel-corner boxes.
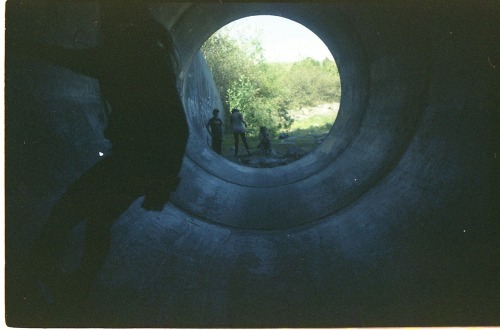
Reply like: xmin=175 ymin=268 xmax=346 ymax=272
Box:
xmin=5 ymin=1 xmax=498 ymax=327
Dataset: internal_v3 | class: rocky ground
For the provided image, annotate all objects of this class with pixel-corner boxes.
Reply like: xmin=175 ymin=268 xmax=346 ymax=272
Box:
xmin=232 ymin=149 xmax=302 ymax=168
xmin=222 ymin=102 xmax=338 ymax=168
xmin=226 ymin=133 xmax=328 ymax=168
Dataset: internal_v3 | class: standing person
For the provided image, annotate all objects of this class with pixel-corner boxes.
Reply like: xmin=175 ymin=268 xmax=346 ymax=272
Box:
xmin=206 ymin=108 xmax=223 ymax=154
xmin=230 ymin=108 xmax=251 ymax=156
xmin=22 ymin=2 xmax=189 ymax=308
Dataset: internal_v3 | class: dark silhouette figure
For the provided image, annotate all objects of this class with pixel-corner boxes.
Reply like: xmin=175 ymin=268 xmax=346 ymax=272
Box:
xmin=230 ymin=108 xmax=251 ymax=156
xmin=22 ymin=3 xmax=189 ymax=310
xmin=206 ymin=108 xmax=223 ymax=154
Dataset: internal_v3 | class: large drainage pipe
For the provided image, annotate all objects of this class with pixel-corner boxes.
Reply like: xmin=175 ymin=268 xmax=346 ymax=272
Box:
xmin=5 ymin=1 xmax=498 ymax=327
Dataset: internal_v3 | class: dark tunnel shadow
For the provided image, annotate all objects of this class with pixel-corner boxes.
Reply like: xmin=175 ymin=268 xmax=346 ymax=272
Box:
xmin=7 ymin=2 xmax=189 ymax=325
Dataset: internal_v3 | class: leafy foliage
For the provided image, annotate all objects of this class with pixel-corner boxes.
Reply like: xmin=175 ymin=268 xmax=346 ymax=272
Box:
xmin=201 ymin=28 xmax=340 ymax=137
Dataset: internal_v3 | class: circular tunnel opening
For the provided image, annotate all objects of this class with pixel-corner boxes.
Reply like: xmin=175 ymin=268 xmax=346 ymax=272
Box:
xmin=172 ymin=5 xmax=372 ymax=229
xmin=190 ymin=15 xmax=342 ymax=169
xmin=179 ymin=5 xmax=365 ymax=195
xmin=170 ymin=2 xmax=431 ymax=230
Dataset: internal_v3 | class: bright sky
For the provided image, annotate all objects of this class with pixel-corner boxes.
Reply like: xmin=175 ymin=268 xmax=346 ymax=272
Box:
xmin=222 ymin=15 xmax=334 ymax=63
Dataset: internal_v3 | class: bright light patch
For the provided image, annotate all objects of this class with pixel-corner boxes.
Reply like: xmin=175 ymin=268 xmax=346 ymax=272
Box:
xmin=223 ymin=15 xmax=334 ymax=63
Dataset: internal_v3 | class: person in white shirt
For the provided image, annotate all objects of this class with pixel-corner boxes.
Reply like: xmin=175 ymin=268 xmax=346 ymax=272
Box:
xmin=230 ymin=108 xmax=251 ymax=156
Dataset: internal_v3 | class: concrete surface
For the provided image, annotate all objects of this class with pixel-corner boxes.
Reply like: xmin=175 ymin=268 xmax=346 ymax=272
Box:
xmin=5 ymin=0 xmax=499 ymax=327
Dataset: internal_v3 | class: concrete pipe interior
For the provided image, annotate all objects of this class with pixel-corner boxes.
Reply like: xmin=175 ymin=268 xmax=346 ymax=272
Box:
xmin=176 ymin=3 xmax=370 ymax=230
xmin=5 ymin=0 xmax=498 ymax=327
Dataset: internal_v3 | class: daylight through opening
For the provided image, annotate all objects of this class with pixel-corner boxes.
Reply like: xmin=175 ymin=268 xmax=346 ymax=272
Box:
xmin=199 ymin=15 xmax=341 ymax=168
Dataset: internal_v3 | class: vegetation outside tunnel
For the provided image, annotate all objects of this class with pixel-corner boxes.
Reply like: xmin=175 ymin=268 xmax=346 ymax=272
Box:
xmin=201 ymin=24 xmax=341 ymax=139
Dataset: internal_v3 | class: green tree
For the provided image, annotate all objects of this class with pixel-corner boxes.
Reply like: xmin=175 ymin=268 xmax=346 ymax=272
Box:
xmin=201 ymin=30 xmax=253 ymax=103
xmin=201 ymin=28 xmax=340 ymax=136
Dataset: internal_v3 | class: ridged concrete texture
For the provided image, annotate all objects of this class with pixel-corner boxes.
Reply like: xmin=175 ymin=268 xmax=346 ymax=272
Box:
xmin=5 ymin=1 xmax=499 ymax=327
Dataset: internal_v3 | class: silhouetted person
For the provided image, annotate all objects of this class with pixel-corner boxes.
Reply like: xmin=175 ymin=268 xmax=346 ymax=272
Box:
xmin=23 ymin=2 xmax=189 ymax=308
xmin=230 ymin=108 xmax=251 ymax=156
xmin=206 ymin=108 xmax=223 ymax=154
